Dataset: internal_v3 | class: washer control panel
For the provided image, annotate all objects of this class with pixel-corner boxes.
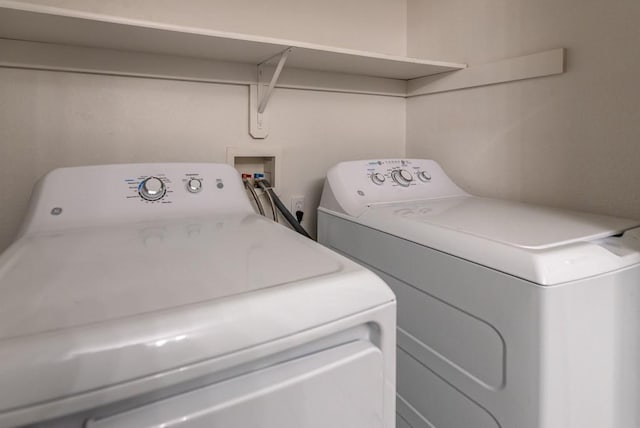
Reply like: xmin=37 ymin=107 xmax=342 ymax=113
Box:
xmin=21 ymin=163 xmax=253 ymax=235
xmin=125 ymin=171 xmax=215 ymax=204
xmin=320 ymin=159 xmax=468 ymax=217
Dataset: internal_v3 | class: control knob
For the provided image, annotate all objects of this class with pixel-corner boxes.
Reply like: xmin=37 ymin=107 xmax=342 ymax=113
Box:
xmin=139 ymin=176 xmax=166 ymax=201
xmin=371 ymin=172 xmax=386 ymax=185
xmin=187 ymin=178 xmax=203 ymax=193
xmin=391 ymin=169 xmax=413 ymax=187
xmin=417 ymin=170 xmax=432 ymax=182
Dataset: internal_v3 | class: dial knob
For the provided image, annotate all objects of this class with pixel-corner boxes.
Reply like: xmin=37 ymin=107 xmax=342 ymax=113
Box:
xmin=392 ymin=169 xmax=413 ymax=187
xmin=139 ymin=177 xmax=166 ymax=201
xmin=417 ymin=170 xmax=432 ymax=182
xmin=187 ymin=178 xmax=203 ymax=193
xmin=371 ymin=172 xmax=386 ymax=185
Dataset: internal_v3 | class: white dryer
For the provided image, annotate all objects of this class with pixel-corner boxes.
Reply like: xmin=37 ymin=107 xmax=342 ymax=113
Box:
xmin=0 ymin=163 xmax=396 ymax=428
xmin=318 ymin=158 xmax=640 ymax=428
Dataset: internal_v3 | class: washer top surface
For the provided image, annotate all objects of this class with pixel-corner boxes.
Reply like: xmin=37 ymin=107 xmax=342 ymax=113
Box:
xmin=369 ymin=195 xmax=638 ymax=250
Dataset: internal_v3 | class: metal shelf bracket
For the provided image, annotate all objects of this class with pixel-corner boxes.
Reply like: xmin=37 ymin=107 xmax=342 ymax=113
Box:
xmin=250 ymin=47 xmax=293 ymax=139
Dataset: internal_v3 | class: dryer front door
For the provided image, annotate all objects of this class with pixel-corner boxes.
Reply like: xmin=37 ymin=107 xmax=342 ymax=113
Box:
xmin=86 ymin=341 xmax=384 ymax=428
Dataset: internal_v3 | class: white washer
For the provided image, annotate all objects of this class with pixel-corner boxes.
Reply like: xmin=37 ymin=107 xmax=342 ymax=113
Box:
xmin=318 ymin=158 xmax=640 ymax=428
xmin=0 ymin=163 xmax=396 ymax=428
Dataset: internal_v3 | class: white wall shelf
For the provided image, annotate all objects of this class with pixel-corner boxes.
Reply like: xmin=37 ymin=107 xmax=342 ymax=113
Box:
xmin=0 ymin=0 xmax=468 ymax=138
xmin=0 ymin=1 xmax=465 ymax=81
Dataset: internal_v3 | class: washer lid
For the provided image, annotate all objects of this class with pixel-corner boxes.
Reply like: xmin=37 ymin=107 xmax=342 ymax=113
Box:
xmin=357 ymin=196 xmax=640 ymax=285
xmin=374 ymin=196 xmax=639 ymax=249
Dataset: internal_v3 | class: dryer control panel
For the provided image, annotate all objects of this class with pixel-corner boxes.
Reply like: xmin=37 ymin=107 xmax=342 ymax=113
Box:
xmin=363 ymin=159 xmax=435 ymax=188
xmin=320 ymin=159 xmax=468 ymax=217
xmin=19 ymin=163 xmax=252 ymax=236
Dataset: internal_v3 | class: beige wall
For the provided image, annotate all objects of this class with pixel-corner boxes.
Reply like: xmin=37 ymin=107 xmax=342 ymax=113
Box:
xmin=0 ymin=0 xmax=407 ymax=252
xmin=0 ymin=70 xmax=405 ymax=252
xmin=407 ymin=0 xmax=640 ymax=220
xmin=14 ymin=0 xmax=407 ymax=55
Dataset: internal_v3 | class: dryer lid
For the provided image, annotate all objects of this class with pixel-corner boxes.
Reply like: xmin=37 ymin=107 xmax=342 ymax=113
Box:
xmin=371 ymin=196 xmax=639 ymax=249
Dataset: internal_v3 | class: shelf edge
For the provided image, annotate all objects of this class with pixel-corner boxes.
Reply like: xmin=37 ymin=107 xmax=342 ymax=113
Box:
xmin=407 ymin=49 xmax=566 ymax=97
xmin=0 ymin=39 xmax=407 ymax=97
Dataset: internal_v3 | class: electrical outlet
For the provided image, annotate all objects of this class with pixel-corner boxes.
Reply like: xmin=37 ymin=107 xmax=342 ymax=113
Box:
xmin=291 ymin=196 xmax=304 ymax=214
